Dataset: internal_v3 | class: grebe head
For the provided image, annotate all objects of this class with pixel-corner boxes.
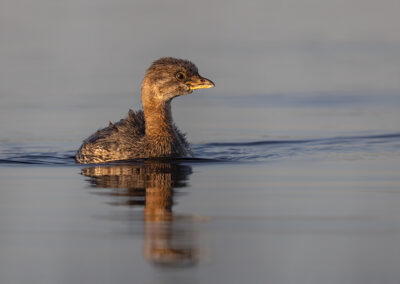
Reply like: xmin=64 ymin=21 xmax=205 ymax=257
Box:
xmin=142 ymin=57 xmax=214 ymax=102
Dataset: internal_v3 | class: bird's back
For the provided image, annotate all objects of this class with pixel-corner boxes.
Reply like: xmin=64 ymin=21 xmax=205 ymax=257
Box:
xmin=75 ymin=109 xmax=191 ymax=163
xmin=75 ymin=110 xmax=146 ymax=163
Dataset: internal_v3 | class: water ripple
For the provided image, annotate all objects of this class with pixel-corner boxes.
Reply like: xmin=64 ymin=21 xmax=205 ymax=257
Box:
xmin=0 ymin=133 xmax=399 ymax=165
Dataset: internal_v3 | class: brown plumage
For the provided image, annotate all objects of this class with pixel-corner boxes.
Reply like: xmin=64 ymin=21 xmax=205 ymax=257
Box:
xmin=75 ymin=57 xmax=214 ymax=164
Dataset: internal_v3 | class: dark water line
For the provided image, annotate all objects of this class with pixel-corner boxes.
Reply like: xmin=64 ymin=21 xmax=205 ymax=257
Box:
xmin=0 ymin=132 xmax=399 ymax=166
xmin=203 ymin=133 xmax=400 ymax=147
xmin=204 ymin=139 xmax=313 ymax=147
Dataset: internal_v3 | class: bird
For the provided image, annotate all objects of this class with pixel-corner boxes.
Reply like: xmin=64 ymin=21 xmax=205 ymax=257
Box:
xmin=75 ymin=57 xmax=215 ymax=164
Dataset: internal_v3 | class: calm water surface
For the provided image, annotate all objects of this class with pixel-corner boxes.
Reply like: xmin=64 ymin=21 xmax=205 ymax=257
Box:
xmin=1 ymin=100 xmax=400 ymax=284
xmin=1 ymin=1 xmax=400 ymax=283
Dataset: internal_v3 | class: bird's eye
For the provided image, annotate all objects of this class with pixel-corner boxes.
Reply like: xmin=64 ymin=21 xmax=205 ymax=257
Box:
xmin=175 ymin=72 xmax=186 ymax=81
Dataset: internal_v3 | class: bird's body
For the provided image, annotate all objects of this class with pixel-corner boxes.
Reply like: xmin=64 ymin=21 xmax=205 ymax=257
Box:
xmin=75 ymin=109 xmax=190 ymax=163
xmin=75 ymin=57 xmax=214 ymax=164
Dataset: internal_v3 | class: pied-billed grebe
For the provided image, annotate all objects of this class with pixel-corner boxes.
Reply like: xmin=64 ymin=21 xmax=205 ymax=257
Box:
xmin=75 ymin=57 xmax=214 ymax=164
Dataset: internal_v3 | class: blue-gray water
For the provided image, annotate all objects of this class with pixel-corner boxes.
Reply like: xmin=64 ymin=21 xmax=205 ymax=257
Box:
xmin=1 ymin=0 xmax=400 ymax=283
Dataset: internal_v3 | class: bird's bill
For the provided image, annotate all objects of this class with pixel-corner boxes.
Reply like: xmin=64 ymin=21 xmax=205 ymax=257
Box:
xmin=187 ymin=76 xmax=215 ymax=91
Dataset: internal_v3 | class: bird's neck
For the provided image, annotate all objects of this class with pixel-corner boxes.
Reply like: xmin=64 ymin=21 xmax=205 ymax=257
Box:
xmin=142 ymin=87 xmax=175 ymax=140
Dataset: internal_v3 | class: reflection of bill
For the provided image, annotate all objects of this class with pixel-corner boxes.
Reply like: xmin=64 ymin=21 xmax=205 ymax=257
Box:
xmin=82 ymin=161 xmax=198 ymax=266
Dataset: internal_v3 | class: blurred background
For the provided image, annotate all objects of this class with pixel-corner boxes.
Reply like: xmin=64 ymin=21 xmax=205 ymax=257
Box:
xmin=1 ymin=0 xmax=399 ymax=145
xmin=1 ymin=2 xmax=400 ymax=283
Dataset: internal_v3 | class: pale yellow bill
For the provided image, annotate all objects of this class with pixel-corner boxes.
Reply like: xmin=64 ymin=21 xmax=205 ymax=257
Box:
xmin=188 ymin=78 xmax=215 ymax=90
xmin=189 ymin=84 xmax=214 ymax=90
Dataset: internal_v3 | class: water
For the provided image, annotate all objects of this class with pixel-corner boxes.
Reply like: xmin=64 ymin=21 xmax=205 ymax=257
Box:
xmin=1 ymin=0 xmax=400 ymax=283
xmin=1 ymin=130 xmax=400 ymax=284
xmin=1 ymin=133 xmax=400 ymax=165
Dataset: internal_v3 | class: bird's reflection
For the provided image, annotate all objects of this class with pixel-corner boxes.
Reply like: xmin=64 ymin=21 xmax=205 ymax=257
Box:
xmin=82 ymin=161 xmax=198 ymax=266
